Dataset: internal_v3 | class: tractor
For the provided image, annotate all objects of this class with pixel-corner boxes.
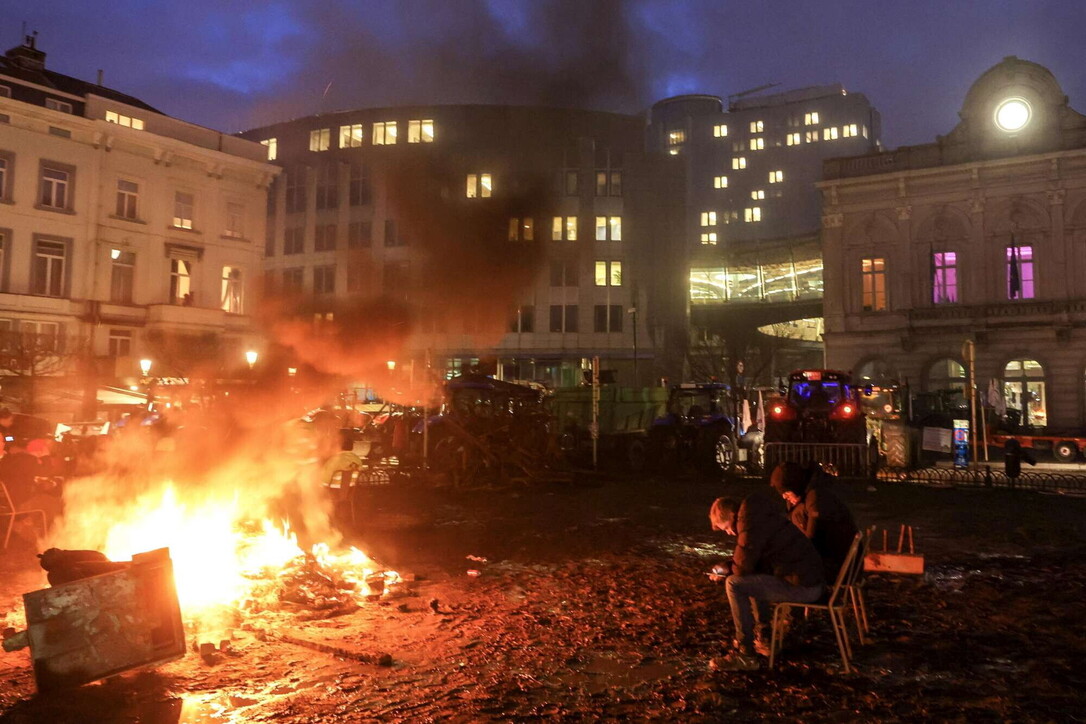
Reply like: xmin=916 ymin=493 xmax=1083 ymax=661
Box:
xmin=648 ymin=382 xmax=762 ymax=474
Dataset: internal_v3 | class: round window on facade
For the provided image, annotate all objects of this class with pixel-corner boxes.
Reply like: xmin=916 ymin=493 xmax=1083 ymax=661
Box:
xmin=994 ymin=97 xmax=1032 ymax=132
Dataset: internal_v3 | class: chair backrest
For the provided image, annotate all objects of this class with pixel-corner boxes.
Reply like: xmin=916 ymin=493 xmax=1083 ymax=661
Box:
xmin=0 ymin=481 xmax=15 ymax=515
xmin=331 ymin=468 xmax=359 ymax=488
xmin=826 ymin=532 xmax=864 ymax=607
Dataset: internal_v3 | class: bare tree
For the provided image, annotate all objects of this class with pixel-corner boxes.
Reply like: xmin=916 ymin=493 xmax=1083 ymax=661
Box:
xmin=0 ymin=329 xmax=89 ymax=414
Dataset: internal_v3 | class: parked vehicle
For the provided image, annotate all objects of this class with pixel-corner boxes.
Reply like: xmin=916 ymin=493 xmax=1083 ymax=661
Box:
xmin=648 ymin=382 xmax=762 ymax=473
xmin=552 ymin=385 xmax=668 ymax=471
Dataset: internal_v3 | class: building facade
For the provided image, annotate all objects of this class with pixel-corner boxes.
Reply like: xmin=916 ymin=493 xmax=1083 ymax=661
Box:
xmin=242 ymin=106 xmax=682 ymax=388
xmin=821 ymin=57 xmax=1086 ymax=429
xmin=0 ymin=37 xmax=275 ymax=416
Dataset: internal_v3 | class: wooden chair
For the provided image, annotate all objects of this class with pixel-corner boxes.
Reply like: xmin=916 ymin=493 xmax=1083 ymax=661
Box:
xmin=768 ymin=532 xmax=864 ymax=673
xmin=1 ymin=482 xmax=47 ymax=549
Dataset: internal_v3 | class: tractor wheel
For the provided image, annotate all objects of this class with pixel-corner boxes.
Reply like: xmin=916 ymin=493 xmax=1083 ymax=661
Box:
xmin=745 ymin=440 xmax=766 ymax=475
xmin=881 ymin=421 xmax=909 ymax=468
xmin=626 ymin=438 xmax=648 ymax=472
xmin=710 ymin=432 xmax=738 ymax=474
xmin=1053 ymin=440 xmax=1079 ymax=463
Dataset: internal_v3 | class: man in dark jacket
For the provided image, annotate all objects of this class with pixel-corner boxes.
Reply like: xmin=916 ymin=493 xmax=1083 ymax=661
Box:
xmin=709 ymin=491 xmax=824 ymax=670
xmin=770 ymin=462 xmax=859 ymax=583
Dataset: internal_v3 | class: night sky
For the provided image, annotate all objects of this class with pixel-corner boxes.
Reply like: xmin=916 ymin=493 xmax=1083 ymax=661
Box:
xmin=3 ymin=1 xmax=1084 ymax=148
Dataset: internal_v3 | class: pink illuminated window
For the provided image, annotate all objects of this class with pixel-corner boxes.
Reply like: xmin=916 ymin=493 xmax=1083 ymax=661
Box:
xmin=932 ymin=251 xmax=957 ymax=304
xmin=1006 ymin=245 xmax=1034 ymax=299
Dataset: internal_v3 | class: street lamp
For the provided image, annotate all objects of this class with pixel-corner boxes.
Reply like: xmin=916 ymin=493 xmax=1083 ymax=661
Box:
xmin=628 ymin=306 xmax=638 ymax=385
xmin=139 ymin=358 xmax=152 ymax=376
xmin=245 ymin=350 xmax=258 ymax=370
xmin=139 ymin=358 xmax=154 ymax=411
xmin=387 ymin=360 xmax=396 ymax=371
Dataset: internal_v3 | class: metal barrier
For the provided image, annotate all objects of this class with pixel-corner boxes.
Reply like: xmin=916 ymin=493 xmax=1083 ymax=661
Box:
xmin=764 ymin=442 xmax=872 ymax=477
xmin=875 ymin=466 xmax=1086 ymax=495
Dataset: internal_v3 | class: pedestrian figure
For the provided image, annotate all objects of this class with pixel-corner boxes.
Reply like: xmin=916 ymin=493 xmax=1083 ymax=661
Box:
xmin=1003 ymin=438 xmax=1036 ymax=489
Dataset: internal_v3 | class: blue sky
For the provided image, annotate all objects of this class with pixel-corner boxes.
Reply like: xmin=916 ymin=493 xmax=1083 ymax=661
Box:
xmin=3 ymin=0 xmax=1084 ymax=146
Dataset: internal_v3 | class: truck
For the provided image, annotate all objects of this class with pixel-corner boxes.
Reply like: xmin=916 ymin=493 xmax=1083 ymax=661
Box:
xmin=551 ymin=385 xmax=669 ymax=471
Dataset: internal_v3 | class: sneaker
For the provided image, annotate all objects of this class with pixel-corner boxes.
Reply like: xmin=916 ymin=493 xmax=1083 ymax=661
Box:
xmin=710 ymin=651 xmax=762 ymax=672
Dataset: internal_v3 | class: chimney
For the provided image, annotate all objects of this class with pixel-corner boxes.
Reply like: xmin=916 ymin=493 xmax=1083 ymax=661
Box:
xmin=97 ymin=69 xmax=104 ymax=86
xmin=5 ymin=32 xmax=46 ymax=72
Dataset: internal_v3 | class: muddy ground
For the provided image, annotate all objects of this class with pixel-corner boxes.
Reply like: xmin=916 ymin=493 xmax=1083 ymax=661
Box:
xmin=1 ymin=472 xmax=1085 ymax=723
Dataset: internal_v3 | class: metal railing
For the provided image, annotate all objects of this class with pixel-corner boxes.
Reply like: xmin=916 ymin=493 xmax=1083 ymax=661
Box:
xmin=764 ymin=442 xmax=873 ymax=477
xmin=875 ymin=466 xmax=1086 ymax=495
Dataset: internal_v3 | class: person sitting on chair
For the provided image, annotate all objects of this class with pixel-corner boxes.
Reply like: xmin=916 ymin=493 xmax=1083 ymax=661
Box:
xmin=321 ymin=429 xmax=363 ymax=501
xmin=0 ymin=438 xmax=63 ymax=526
xmin=770 ymin=461 xmax=859 ymax=582
xmin=708 ymin=492 xmax=824 ymax=671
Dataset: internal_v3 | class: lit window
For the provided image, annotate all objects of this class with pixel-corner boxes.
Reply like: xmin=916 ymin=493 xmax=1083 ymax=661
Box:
xmin=373 ymin=121 xmax=398 ymax=145
xmin=667 ymin=129 xmax=685 ymax=154
xmin=339 ymin=124 xmax=364 ymax=148
xmin=713 ymin=175 xmax=728 ymax=189
xmin=105 ymin=110 xmax=144 ymax=130
xmin=169 ymin=258 xmax=192 ymax=304
xmin=700 ymin=232 xmax=717 ymax=245
xmin=173 ymin=191 xmax=194 ymax=229
xmin=749 ymin=137 xmax=764 ymax=151
xmin=46 ymin=98 xmax=72 ymax=114
xmin=862 ymin=125 xmax=869 ymax=138
xmin=595 ymin=261 xmax=621 ymax=286
xmin=861 ymin=258 xmax=886 ymax=311
xmin=751 ymin=190 xmax=764 ymax=200
xmin=309 ymin=128 xmax=330 ymax=151
xmin=260 ymin=138 xmax=277 ymax=160
xmin=595 ymin=170 xmax=622 ymax=197
xmin=115 ymin=179 xmax=138 ymax=219
xmin=1006 ymin=245 xmax=1035 ymax=299
xmin=221 ymin=266 xmax=243 ymax=313
xmin=732 ymin=157 xmax=747 ymax=170
xmin=595 ymin=216 xmax=621 ymax=241
xmin=823 ymin=126 xmax=839 ymax=141
xmin=786 ymin=132 xmax=801 ymax=146
xmin=744 ymin=207 xmax=761 ymax=223
xmin=804 ymin=112 xmax=820 ymax=125
xmin=769 ymin=170 xmax=783 ymax=183
xmin=552 ymin=216 xmax=577 ymax=241
xmin=713 ymin=124 xmax=728 ymax=137
xmin=109 ymin=250 xmax=134 ymax=304
xmin=932 ymin=251 xmax=958 ymax=304
xmin=407 ymin=119 xmax=434 ymax=143
xmin=805 ymin=130 xmax=819 ymax=143
xmin=700 ymin=211 xmax=717 ymax=226
xmin=509 ymin=217 xmax=534 ymax=242
xmin=466 ymin=173 xmax=492 ymax=198
xmin=750 ymin=120 xmax=764 ymax=133
xmin=842 ymin=123 xmax=858 ymax=138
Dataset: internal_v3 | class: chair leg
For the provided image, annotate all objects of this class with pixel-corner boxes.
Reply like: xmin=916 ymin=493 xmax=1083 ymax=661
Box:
xmin=856 ymin=586 xmax=871 ymax=635
xmin=769 ymin=604 xmax=784 ymax=669
xmin=849 ymin=587 xmax=868 ymax=645
xmin=2 ymin=514 xmax=12 ymax=550
xmin=828 ymin=608 xmax=852 ymax=674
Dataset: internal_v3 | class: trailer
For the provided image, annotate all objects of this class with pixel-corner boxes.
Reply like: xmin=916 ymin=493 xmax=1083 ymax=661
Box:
xmin=986 ymin=430 xmax=1086 ymax=463
xmin=552 ymin=386 xmax=668 ymax=471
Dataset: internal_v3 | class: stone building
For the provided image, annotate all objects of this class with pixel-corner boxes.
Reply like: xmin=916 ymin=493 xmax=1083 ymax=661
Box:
xmin=821 ymin=57 xmax=1086 ymax=429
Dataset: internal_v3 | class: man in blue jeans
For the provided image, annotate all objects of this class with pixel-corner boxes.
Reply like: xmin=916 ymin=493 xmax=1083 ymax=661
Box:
xmin=709 ymin=492 xmax=825 ymax=670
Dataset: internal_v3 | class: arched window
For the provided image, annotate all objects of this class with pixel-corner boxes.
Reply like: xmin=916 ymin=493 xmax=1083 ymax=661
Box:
xmin=1003 ymin=359 xmax=1046 ymax=427
xmin=856 ymin=358 xmax=897 ymax=384
xmin=926 ymin=358 xmax=966 ymax=393
xmin=920 ymin=358 xmax=968 ymax=419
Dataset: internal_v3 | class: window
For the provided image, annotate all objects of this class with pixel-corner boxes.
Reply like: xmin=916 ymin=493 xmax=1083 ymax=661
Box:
xmin=595 ymin=216 xmax=621 ymax=241
xmin=1006 ymin=245 xmax=1035 ymax=299
xmin=45 ymin=98 xmax=73 ymax=114
xmin=407 ymin=119 xmax=434 ymax=143
xmin=173 ymin=191 xmax=194 ymax=229
xmin=713 ymin=124 xmax=728 ymax=137
xmin=260 ymin=138 xmax=277 ymax=160
xmin=169 ymin=258 xmax=192 ymax=304
xmin=1003 ymin=359 xmax=1046 ymax=427
xmin=700 ymin=232 xmax=718 ymax=245
xmin=751 ymin=190 xmax=765 ymax=200
xmin=373 ymin=121 xmax=397 ymax=145
xmin=749 ymin=137 xmax=764 ymax=151
xmin=339 ymin=124 xmax=364 ymax=148
xmin=348 ymin=163 xmax=370 ymax=206
xmin=346 ymin=265 xmax=364 ymax=293
xmin=105 ymin=111 xmax=144 ymax=130
xmin=466 ymin=173 xmax=493 ymax=198
xmin=348 ymin=221 xmax=371 ymax=248
xmin=595 ymin=170 xmax=622 ymax=196
xmin=313 ymin=265 xmax=336 ymax=295
xmin=804 ymin=112 xmax=820 ymax=125
xmin=667 ymin=129 xmax=685 ymax=154
xmin=110 ymin=249 xmax=135 ymax=303
xmin=225 ymin=202 xmax=244 ymax=238
xmin=384 ymin=219 xmax=400 ymax=247
xmin=40 ymin=165 xmax=70 ymax=209
xmin=510 ymin=305 xmax=534 ymax=333
xmin=49 ymin=127 xmax=70 ymax=139
xmin=842 ymin=123 xmax=859 ymax=138
xmin=508 ymin=217 xmax=534 ymax=242
xmin=744 ymin=207 xmax=762 ymax=223
xmin=315 ymin=164 xmax=337 ymax=210
xmin=593 ymin=305 xmax=624 ymax=333
xmin=861 ymin=258 xmax=886 ymax=311
xmin=732 ymin=157 xmax=746 ymax=170
xmin=823 ymin=126 xmax=839 ymax=141
xmin=700 ymin=211 xmax=717 ymax=227
xmin=0 ymin=85 xmax=9 ymax=98
xmin=862 ymin=125 xmax=869 ymax=138
xmin=549 ymin=260 xmax=579 ymax=286
xmin=284 ymin=227 xmax=304 ymax=255
xmin=769 ymin=170 xmax=783 ymax=183
xmin=549 ymin=305 xmax=579 ymax=333
xmin=31 ymin=239 xmax=67 ymax=297
xmin=786 ymin=132 xmax=801 ymax=146
xmin=552 ymin=216 xmax=577 ymax=241
xmin=932 ymin=251 xmax=958 ymax=304
xmin=594 ymin=260 xmax=622 ymax=286
xmin=749 ymin=120 xmax=764 ymax=133
xmin=805 ymin=130 xmax=820 ymax=143
xmin=20 ymin=321 xmax=61 ymax=353
xmin=315 ymin=223 xmax=337 ymax=251
xmin=108 ymin=329 xmax=131 ymax=357
xmin=221 ymin=266 xmax=243 ymax=313
xmin=283 ymin=267 xmax=304 ymax=292
xmin=713 ymin=175 xmax=728 ymax=189
xmin=285 ymin=170 xmax=306 ymax=213
xmin=0 ymin=154 xmax=10 ymax=201
xmin=115 ymin=179 xmax=138 ymax=219
xmin=309 ymin=128 xmax=331 ymax=152
xmin=564 ymin=170 xmax=579 ymax=195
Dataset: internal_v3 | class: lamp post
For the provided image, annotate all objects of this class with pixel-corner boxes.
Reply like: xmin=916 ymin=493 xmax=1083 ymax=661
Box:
xmin=139 ymin=358 xmax=154 ymax=412
xmin=628 ymin=306 xmax=638 ymax=386
xmin=245 ymin=349 xmax=258 ymax=370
